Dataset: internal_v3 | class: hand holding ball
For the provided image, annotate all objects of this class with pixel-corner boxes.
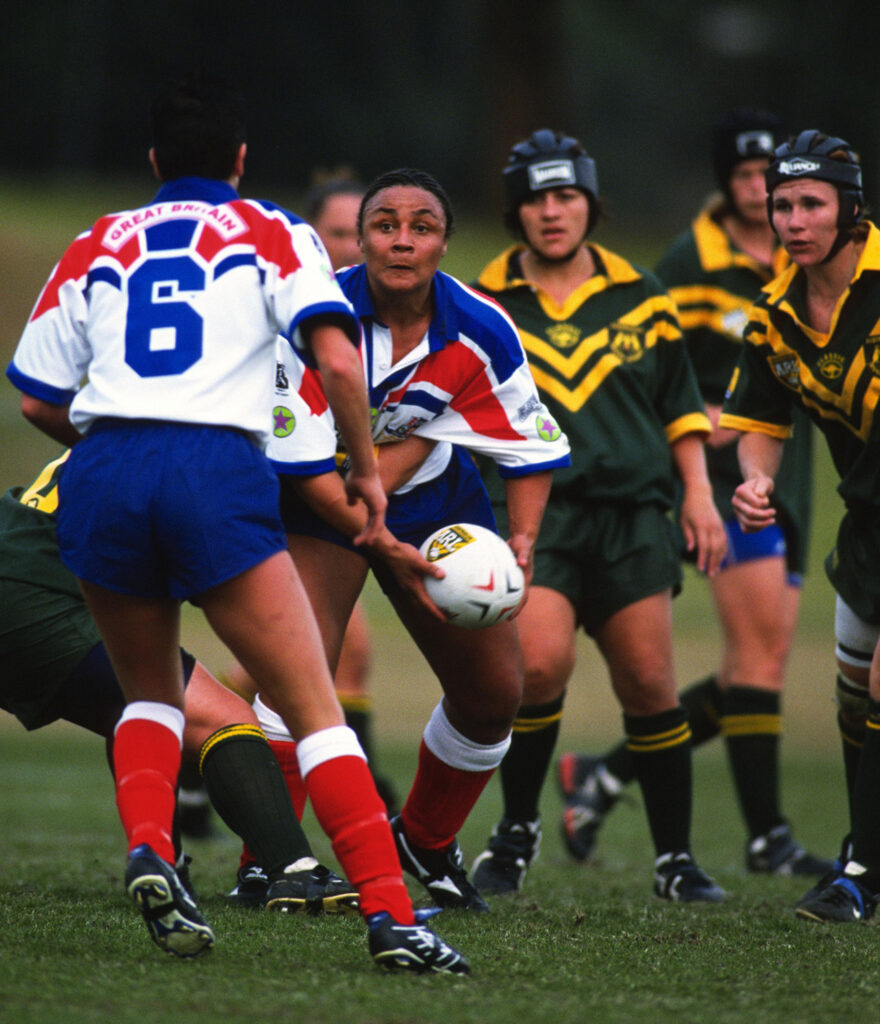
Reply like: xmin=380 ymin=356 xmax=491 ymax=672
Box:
xmin=419 ymin=523 xmax=525 ymax=629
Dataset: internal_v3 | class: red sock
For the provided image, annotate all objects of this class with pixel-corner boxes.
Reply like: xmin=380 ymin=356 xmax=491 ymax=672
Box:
xmin=306 ymin=755 xmax=413 ymax=923
xmin=114 ymin=718 xmax=180 ymax=864
xmin=402 ymin=739 xmax=495 ymax=849
xmin=268 ymin=738 xmax=307 ymax=819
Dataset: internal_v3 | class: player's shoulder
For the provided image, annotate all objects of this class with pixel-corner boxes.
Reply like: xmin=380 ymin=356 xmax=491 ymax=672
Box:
xmin=595 ymin=244 xmax=669 ymax=300
xmin=438 ymin=271 xmax=522 ymax=344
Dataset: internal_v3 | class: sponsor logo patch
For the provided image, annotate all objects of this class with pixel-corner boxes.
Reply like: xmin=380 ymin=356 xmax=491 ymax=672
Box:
xmin=736 ymin=130 xmax=775 ymax=157
xmin=777 ymin=158 xmax=821 ymax=176
xmin=527 ymin=160 xmax=576 ymax=190
xmin=275 ymin=363 xmax=289 ymax=391
xmin=423 ymin=524 xmax=476 ymax=561
xmin=517 ymin=395 xmax=542 ymax=420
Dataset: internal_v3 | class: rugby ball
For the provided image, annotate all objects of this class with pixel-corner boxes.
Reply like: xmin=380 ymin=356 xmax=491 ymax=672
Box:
xmin=419 ymin=523 xmax=525 ymax=629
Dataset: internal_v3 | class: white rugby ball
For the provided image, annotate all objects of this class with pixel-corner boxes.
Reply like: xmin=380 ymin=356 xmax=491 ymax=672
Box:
xmin=419 ymin=523 xmax=524 ymax=629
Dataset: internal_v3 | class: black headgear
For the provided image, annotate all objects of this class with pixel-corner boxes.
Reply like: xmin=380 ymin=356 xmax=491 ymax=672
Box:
xmin=765 ymin=130 xmax=864 ymax=230
xmin=502 ymin=129 xmax=599 ymax=234
xmin=711 ymin=108 xmax=783 ymax=195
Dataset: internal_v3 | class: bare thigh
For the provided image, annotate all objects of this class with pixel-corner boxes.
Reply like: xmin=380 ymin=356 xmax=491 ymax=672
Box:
xmin=385 ymin=585 xmax=523 ymax=744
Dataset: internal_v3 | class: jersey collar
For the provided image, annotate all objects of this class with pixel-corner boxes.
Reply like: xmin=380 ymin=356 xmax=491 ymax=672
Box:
xmin=151 ymin=177 xmax=240 ymax=206
xmin=477 ymin=244 xmax=642 ymax=293
xmin=338 ymin=263 xmax=460 ymax=351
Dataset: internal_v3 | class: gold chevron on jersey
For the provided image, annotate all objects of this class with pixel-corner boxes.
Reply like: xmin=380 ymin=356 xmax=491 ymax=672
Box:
xmin=518 ymin=294 xmax=679 ymax=412
xmin=748 ymin=302 xmax=880 ymax=441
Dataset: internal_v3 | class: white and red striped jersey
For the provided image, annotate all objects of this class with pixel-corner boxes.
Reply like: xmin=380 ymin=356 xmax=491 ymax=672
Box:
xmin=267 ymin=263 xmax=570 ymax=490
xmin=7 ymin=177 xmax=356 ymax=449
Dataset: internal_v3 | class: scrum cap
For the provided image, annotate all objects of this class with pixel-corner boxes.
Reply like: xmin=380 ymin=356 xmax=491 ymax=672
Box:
xmin=765 ymin=130 xmax=864 ymax=229
xmin=503 ymin=130 xmax=599 ymax=230
xmin=711 ymin=108 xmax=782 ymax=194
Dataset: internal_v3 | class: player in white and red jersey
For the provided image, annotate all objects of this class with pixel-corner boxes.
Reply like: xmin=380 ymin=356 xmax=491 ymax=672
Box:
xmin=249 ymin=168 xmax=570 ymax=914
xmin=5 ymin=74 xmax=468 ymax=975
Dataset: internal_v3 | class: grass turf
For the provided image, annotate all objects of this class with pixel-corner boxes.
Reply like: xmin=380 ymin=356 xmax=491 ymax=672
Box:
xmin=1 ymin=719 xmax=875 ymax=1024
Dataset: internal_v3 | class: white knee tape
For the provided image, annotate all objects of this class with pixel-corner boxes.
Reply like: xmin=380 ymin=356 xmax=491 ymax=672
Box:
xmin=296 ymin=725 xmax=366 ymax=779
xmin=252 ymin=694 xmax=294 ymax=742
xmin=116 ymin=701 xmax=184 ymax=743
xmin=834 ymin=595 xmax=880 ymax=671
xmin=423 ymin=701 xmax=511 ymax=772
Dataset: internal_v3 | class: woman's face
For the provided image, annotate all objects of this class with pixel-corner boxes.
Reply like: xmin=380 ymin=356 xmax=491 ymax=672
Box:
xmin=313 ymin=193 xmax=363 ymax=271
xmin=359 ymin=186 xmax=448 ymax=297
xmin=770 ymin=178 xmax=841 ymax=266
xmin=728 ymin=158 xmax=771 ymax=226
xmin=518 ymin=187 xmax=590 ymax=261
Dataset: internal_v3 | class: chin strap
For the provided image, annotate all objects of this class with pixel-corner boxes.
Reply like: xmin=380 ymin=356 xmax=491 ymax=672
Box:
xmin=820 ymin=230 xmax=853 ymax=265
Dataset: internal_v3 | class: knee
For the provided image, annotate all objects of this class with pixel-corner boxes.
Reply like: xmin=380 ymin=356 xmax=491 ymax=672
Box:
xmin=521 ymin=645 xmax=574 ymax=705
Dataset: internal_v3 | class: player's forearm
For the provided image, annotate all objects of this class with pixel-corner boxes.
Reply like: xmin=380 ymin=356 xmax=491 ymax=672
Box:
xmin=737 ymin=431 xmax=784 ymax=484
xmin=307 ymin=325 xmax=377 ymax=478
xmin=503 ymin=470 xmax=552 ymax=580
xmin=671 ymin=432 xmax=713 ymax=494
xmin=292 ymin=472 xmax=368 ymax=539
xmin=20 ymin=395 xmax=82 ymax=447
xmin=377 ymin=436 xmax=436 ymax=493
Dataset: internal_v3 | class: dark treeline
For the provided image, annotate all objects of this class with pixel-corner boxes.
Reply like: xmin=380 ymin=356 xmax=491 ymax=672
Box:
xmin=1 ymin=1 xmax=876 ymax=238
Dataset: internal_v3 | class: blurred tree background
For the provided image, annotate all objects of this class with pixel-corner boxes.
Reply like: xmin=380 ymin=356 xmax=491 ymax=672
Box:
xmin=1 ymin=0 xmax=876 ymax=246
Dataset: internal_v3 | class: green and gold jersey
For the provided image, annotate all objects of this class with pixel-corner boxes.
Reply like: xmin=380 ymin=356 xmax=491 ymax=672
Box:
xmin=656 ymin=204 xmax=813 ymax=550
xmin=721 ymin=221 xmax=880 ymax=511
xmin=0 ymin=449 xmax=80 ymax=595
xmin=474 ymin=244 xmax=709 ymax=507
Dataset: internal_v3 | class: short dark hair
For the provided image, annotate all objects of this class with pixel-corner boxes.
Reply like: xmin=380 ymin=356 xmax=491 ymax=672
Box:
xmin=304 ymin=176 xmax=366 ymax=223
xmin=151 ymin=71 xmax=246 ymax=182
xmin=358 ymin=168 xmax=455 ymax=239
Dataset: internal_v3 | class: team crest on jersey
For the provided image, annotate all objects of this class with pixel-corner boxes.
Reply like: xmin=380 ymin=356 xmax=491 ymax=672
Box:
xmin=865 ymin=337 xmax=880 ymax=377
xmin=423 ymin=524 xmax=476 ymax=562
xmin=275 ymin=363 xmax=289 ymax=391
xmin=536 ymin=414 xmax=562 ymax=442
xmin=609 ymin=323 xmax=645 ymax=362
xmin=545 ymin=323 xmax=581 ymax=349
xmin=817 ymin=352 xmax=845 ymax=381
xmin=769 ymin=354 xmax=800 ymax=390
xmin=272 ymin=405 xmax=296 ymax=437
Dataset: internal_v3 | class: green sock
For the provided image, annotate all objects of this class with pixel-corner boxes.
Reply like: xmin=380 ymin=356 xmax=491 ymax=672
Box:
xmin=838 ymin=708 xmax=866 ymax=828
xmin=625 ymin=706 xmax=692 ymax=856
xmin=500 ymin=694 xmax=565 ymax=821
xmin=603 ymin=675 xmax=722 ymax=785
xmin=200 ymin=725 xmax=313 ymax=876
xmin=849 ymin=699 xmax=880 ymax=884
xmin=721 ymin=685 xmax=784 ymax=839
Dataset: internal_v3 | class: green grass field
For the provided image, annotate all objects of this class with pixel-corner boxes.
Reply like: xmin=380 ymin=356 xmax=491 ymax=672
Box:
xmin=0 ymin=180 xmax=871 ymax=1023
